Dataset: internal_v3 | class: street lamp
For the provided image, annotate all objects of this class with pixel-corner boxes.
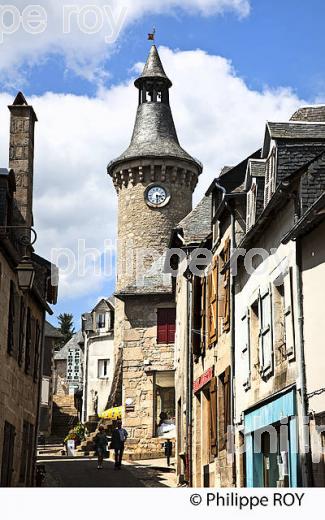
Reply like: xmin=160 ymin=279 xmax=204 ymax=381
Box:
xmin=0 ymin=225 xmax=37 ymax=291
xmin=16 ymin=256 xmax=35 ymax=291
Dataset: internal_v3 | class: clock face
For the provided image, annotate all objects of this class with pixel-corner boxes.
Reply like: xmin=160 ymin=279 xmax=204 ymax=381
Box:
xmin=146 ymin=185 xmax=168 ymax=206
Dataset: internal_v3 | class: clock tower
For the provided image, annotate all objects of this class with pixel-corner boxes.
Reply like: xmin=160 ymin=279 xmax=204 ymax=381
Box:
xmin=107 ymin=44 xmax=202 ymax=458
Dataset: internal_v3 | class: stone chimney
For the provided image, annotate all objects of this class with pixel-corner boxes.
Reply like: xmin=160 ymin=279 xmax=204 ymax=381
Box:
xmin=8 ymin=92 xmax=38 ymax=228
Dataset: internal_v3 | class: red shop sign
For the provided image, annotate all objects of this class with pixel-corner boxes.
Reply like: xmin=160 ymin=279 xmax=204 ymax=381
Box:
xmin=193 ymin=367 xmax=214 ymax=393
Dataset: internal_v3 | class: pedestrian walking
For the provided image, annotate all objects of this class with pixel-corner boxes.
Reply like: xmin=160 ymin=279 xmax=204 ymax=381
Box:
xmin=111 ymin=420 xmax=128 ymax=469
xmin=164 ymin=440 xmax=173 ymax=467
xmin=94 ymin=425 xmax=108 ymax=469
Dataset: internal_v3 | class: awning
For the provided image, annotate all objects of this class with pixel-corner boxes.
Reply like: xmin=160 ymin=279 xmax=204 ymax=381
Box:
xmin=99 ymin=406 xmax=122 ymax=420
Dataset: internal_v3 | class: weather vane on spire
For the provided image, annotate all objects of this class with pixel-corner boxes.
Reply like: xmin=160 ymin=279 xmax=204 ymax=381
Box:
xmin=148 ymin=27 xmax=156 ymax=41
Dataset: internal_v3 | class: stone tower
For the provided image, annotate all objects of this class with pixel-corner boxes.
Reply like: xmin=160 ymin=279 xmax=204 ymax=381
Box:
xmin=108 ymin=45 xmax=202 ymax=458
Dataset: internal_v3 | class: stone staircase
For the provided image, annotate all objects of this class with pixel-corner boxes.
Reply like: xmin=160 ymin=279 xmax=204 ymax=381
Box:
xmin=49 ymin=394 xmax=79 ymax=443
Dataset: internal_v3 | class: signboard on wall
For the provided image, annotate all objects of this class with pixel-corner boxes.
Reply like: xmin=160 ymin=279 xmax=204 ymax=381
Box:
xmin=193 ymin=367 xmax=214 ymax=393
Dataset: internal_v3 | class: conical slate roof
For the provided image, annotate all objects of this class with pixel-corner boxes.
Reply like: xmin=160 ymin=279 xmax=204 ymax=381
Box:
xmin=134 ymin=45 xmax=172 ymax=88
xmin=108 ymin=46 xmax=202 ymax=174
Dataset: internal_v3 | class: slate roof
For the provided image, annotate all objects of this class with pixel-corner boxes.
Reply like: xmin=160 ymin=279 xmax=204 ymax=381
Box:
xmin=217 ymin=149 xmax=262 ymax=193
xmin=290 ymin=105 xmax=325 ymax=123
xmin=249 ymin=159 xmax=266 ymax=178
xmin=44 ymin=321 xmax=63 ymax=339
xmin=282 ymin=191 xmax=325 ymax=243
xmin=176 ymin=195 xmax=212 ymax=245
xmin=134 ymin=45 xmax=172 ymax=88
xmin=54 ymin=330 xmax=84 ymax=361
xmin=116 ymin=255 xmax=173 ymax=298
xmin=267 ymin=122 xmax=325 ymax=140
xmin=107 ymin=46 xmax=202 ymax=175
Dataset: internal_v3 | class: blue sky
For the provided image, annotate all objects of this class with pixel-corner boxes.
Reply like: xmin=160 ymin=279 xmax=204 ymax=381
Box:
xmin=0 ymin=1 xmax=323 ymax=329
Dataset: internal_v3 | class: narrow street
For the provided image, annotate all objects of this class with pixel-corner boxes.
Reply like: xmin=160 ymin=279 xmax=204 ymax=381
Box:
xmin=37 ymin=450 xmax=176 ymax=488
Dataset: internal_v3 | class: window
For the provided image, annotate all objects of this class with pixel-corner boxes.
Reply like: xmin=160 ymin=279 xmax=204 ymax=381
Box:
xmin=220 ymin=239 xmax=231 ymax=333
xmin=1 ymin=421 xmax=15 ymax=487
xmin=259 ymin=288 xmax=273 ymax=376
xmin=96 ymin=313 xmax=106 ymax=329
xmin=157 ymin=308 xmax=176 ymax=345
xmin=154 ymin=371 xmax=175 ymax=436
xmin=98 ymin=359 xmax=110 ymax=378
xmin=218 ymin=367 xmax=231 ymax=451
xmin=33 ymin=320 xmax=41 ymax=382
xmin=25 ymin=308 xmax=32 ymax=374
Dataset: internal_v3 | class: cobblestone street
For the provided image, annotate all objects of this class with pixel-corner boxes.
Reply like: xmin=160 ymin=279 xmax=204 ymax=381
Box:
xmin=37 ymin=449 xmax=176 ymax=488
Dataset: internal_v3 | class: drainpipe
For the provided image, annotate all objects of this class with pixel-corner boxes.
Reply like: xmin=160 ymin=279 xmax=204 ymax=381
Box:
xmin=82 ymin=331 xmax=89 ymax=423
xmin=293 ymin=237 xmax=310 ymax=486
xmin=33 ymin=309 xmax=46 ymax=486
xmin=229 ymin=206 xmax=237 ymax=486
xmin=186 ymin=275 xmax=193 ymax=486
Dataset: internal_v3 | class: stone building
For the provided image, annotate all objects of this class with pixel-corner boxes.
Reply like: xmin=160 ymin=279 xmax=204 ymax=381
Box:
xmin=39 ymin=322 xmax=63 ymax=437
xmin=107 ymin=45 xmax=202 ymax=458
xmin=53 ymin=331 xmax=84 ymax=396
xmin=81 ymin=297 xmax=115 ymax=422
xmin=169 ymin=103 xmax=325 ymax=488
xmin=0 ymin=93 xmax=58 ymax=486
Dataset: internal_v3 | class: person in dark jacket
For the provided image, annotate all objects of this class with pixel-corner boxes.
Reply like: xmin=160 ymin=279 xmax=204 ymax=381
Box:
xmin=94 ymin=425 xmax=108 ymax=469
xmin=111 ymin=420 xmax=128 ymax=469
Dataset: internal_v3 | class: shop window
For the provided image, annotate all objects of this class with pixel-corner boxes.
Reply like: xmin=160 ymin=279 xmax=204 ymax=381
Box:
xmin=155 ymin=371 xmax=175 ymax=437
xmin=98 ymin=358 xmax=110 ymax=378
xmin=1 ymin=421 xmax=15 ymax=487
xmin=157 ymin=308 xmax=176 ymax=344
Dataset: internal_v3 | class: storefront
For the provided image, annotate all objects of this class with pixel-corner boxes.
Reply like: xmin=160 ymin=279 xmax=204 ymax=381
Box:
xmin=244 ymin=388 xmax=298 ymax=487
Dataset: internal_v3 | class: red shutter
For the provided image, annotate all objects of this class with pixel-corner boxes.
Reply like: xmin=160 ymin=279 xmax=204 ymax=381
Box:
xmin=157 ymin=309 xmax=168 ymax=344
xmin=157 ymin=308 xmax=176 ymax=344
xmin=167 ymin=308 xmax=176 ymax=344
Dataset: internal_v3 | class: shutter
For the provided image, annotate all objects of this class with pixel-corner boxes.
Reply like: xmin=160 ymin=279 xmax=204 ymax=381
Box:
xmin=200 ymin=276 xmax=206 ymax=354
xmin=33 ymin=320 xmax=41 ymax=382
xmin=7 ymin=281 xmax=15 ymax=354
xmin=13 ymin=287 xmax=21 ymax=360
xmin=157 ymin=309 xmax=168 ymax=344
xmin=18 ymin=298 xmax=26 ymax=366
xmin=242 ymin=310 xmax=251 ymax=390
xmin=167 ymin=308 xmax=176 ymax=344
xmin=260 ymin=288 xmax=273 ymax=376
xmin=208 ymin=258 xmax=218 ymax=347
xmin=25 ymin=308 xmax=31 ymax=374
xmin=1 ymin=422 xmax=15 ymax=487
xmin=224 ymin=367 xmax=231 ymax=439
xmin=210 ymin=377 xmax=218 ymax=456
xmin=224 ymin=239 xmax=231 ymax=333
xmin=284 ymin=269 xmax=295 ymax=358
xmin=192 ymin=276 xmax=202 ymax=356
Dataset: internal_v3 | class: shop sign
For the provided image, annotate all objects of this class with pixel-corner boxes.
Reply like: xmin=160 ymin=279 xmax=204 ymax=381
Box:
xmin=193 ymin=367 xmax=214 ymax=393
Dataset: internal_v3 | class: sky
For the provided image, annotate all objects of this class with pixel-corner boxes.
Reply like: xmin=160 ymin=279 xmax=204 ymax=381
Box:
xmin=0 ymin=0 xmax=324 ymax=329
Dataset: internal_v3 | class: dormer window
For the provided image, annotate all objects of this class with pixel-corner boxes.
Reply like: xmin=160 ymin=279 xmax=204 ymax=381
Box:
xmin=264 ymin=146 xmax=276 ymax=207
xmin=96 ymin=313 xmax=106 ymax=329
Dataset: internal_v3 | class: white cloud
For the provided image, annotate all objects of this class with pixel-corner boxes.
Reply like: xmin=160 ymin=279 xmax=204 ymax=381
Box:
xmin=0 ymin=0 xmax=250 ymax=85
xmin=0 ymin=47 xmax=304 ymax=301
